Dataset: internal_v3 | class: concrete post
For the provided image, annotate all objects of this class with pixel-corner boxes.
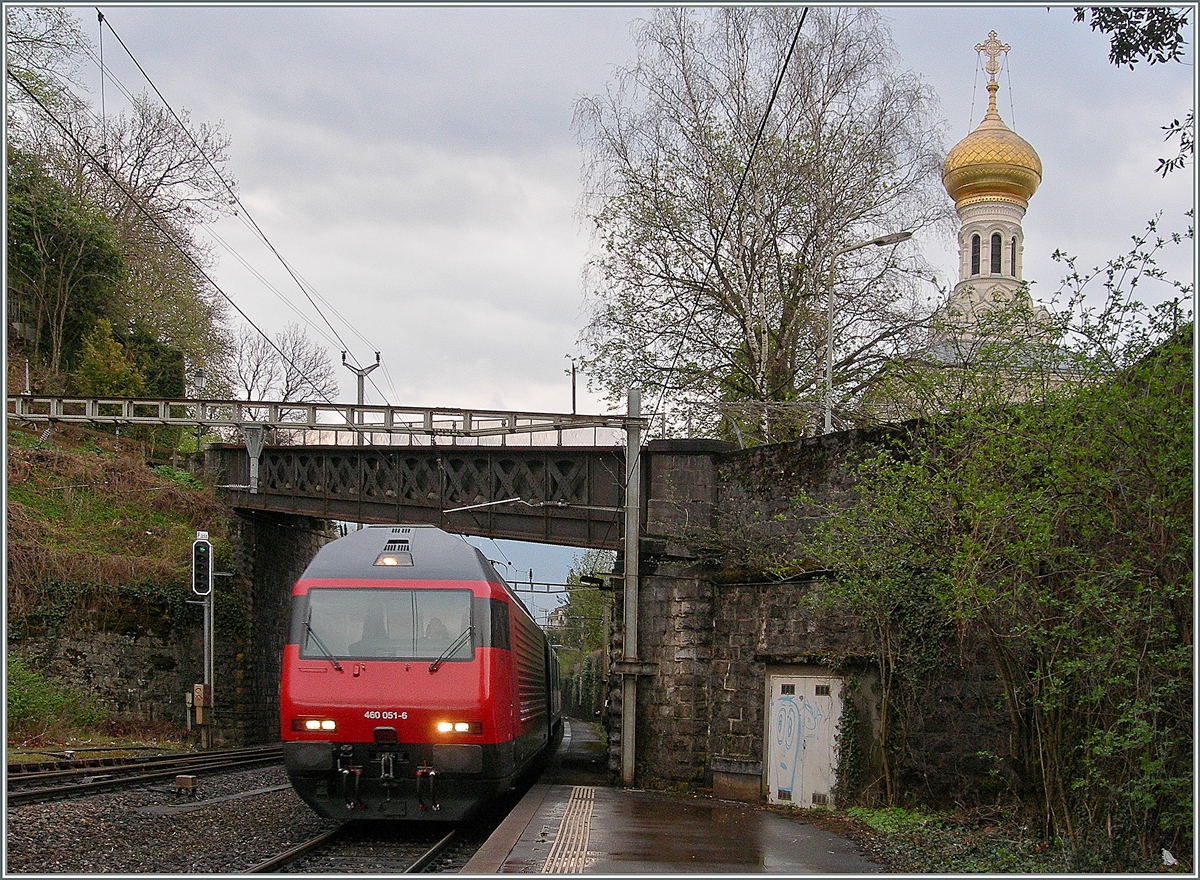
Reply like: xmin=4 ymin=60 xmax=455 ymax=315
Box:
xmin=621 ymin=388 xmax=641 ymax=786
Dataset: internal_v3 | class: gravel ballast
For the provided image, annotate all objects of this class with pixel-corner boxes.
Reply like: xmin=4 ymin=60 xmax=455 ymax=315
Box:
xmin=5 ymin=765 xmax=336 ymax=873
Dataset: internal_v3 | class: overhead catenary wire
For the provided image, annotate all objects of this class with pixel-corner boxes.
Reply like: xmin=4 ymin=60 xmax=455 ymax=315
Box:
xmin=93 ymin=7 xmax=397 ymax=403
xmin=6 ymin=69 xmax=377 ymax=444
xmin=63 ymin=26 xmax=348 ymax=399
xmin=589 ymin=7 xmax=811 ymax=556
xmin=77 ymin=29 xmax=386 ymax=394
xmin=96 ymin=9 xmax=106 ymax=164
xmin=11 ymin=49 xmax=352 ymax=401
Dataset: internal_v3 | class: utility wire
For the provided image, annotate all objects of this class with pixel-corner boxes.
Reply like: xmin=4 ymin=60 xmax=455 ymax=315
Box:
xmin=7 ymin=69 xmax=373 ymax=440
xmin=592 ymin=8 xmax=810 ymax=557
xmin=645 ymin=7 xmax=809 ymax=437
xmin=94 ymin=7 xmax=393 ymax=401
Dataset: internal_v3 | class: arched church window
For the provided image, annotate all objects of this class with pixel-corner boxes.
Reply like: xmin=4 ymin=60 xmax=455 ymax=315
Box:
xmin=990 ymin=233 xmax=1002 ymax=274
xmin=1010 ymin=236 xmax=1018 ymax=277
xmin=971 ymin=234 xmax=980 ymax=276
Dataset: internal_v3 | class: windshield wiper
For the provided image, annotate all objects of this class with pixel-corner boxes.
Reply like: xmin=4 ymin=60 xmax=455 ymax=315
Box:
xmin=304 ymin=607 xmax=343 ymax=672
xmin=429 ymin=625 xmax=474 ymax=673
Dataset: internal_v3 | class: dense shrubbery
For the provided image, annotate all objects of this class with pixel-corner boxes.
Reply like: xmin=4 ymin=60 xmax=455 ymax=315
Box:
xmin=7 ymin=654 xmax=107 ymax=739
xmin=814 ymin=241 xmax=1193 ymax=869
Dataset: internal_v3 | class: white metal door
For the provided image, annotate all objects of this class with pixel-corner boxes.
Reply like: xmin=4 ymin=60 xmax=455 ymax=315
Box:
xmin=766 ymin=674 xmax=842 ymax=807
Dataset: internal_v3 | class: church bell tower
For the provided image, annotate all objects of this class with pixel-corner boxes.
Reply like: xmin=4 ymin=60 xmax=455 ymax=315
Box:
xmin=938 ymin=32 xmax=1045 ymax=341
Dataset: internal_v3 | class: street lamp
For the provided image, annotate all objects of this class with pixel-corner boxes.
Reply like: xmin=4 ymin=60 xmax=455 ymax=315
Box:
xmin=824 ymin=230 xmax=913 ymax=434
xmin=192 ymin=368 xmax=207 ymax=455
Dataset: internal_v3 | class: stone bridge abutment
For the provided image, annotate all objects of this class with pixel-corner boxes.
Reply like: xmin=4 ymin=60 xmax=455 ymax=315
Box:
xmin=214 ymin=428 xmax=1007 ymax=806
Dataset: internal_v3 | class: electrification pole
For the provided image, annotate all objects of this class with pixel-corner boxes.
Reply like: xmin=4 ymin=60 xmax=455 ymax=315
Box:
xmin=342 ymin=351 xmax=380 ymax=446
xmin=620 ymin=388 xmax=641 ymax=786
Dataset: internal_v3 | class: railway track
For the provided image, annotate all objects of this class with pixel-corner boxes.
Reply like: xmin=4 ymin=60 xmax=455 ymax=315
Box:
xmin=246 ymin=823 xmax=459 ymax=873
xmin=6 ymin=744 xmax=283 ymax=805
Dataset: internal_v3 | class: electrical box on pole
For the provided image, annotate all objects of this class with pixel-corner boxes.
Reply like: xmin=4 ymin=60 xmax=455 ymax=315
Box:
xmin=192 ymin=532 xmax=213 ymax=596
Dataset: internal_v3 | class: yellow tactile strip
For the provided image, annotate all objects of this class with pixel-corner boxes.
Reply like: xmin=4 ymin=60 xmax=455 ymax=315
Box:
xmin=540 ymin=786 xmax=595 ymax=873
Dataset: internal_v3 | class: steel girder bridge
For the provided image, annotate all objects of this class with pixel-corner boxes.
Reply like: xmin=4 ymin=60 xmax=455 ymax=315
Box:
xmin=9 ymin=391 xmax=657 ymax=786
xmin=7 ymin=394 xmax=642 ymax=549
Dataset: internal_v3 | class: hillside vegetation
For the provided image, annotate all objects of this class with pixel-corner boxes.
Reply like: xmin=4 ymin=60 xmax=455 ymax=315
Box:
xmin=6 ymin=423 xmax=231 ymax=742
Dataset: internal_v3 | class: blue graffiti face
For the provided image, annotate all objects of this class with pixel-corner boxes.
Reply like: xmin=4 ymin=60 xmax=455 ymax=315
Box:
xmin=802 ymin=697 xmax=826 ymax=740
xmin=771 ymin=695 xmax=802 ymax=795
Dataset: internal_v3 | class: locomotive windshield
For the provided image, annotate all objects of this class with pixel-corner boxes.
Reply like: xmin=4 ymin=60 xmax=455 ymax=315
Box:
xmin=300 ymin=588 xmax=474 ymax=661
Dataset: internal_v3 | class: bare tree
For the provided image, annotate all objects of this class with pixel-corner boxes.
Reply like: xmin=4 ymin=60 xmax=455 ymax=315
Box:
xmin=229 ymin=323 xmax=338 ymax=403
xmin=4 ymin=6 xmax=89 ymax=113
xmin=274 ymin=323 xmax=338 ymax=403
xmin=230 ymin=324 xmax=279 ymax=401
xmin=574 ymin=7 xmax=952 ymax=442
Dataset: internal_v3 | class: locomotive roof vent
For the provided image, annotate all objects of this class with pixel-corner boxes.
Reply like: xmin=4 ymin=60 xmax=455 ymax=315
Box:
xmin=383 ymin=540 xmax=410 ymax=552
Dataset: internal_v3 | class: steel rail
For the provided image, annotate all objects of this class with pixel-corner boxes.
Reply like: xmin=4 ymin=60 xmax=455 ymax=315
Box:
xmin=7 ymin=744 xmax=281 ymax=785
xmin=7 ymin=745 xmax=283 ymax=805
xmin=404 ymin=828 xmax=459 ymax=874
xmin=243 ymin=826 xmax=347 ymax=874
xmin=243 ymin=826 xmax=457 ymax=874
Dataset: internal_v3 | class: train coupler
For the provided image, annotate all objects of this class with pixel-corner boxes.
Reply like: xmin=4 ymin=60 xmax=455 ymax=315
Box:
xmin=415 ymin=764 xmax=440 ymax=812
xmin=339 ymin=766 xmax=364 ymax=811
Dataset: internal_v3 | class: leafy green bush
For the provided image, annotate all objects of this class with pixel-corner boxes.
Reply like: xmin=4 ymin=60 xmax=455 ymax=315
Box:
xmin=817 ymin=245 xmax=1193 ymax=869
xmin=847 ymin=806 xmax=942 ymax=834
xmin=153 ymin=464 xmax=203 ymax=490
xmin=7 ymin=654 xmax=107 ymax=737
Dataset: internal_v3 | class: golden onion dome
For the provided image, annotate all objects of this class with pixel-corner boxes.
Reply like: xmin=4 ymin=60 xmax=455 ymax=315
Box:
xmin=942 ymin=81 xmax=1041 ymax=210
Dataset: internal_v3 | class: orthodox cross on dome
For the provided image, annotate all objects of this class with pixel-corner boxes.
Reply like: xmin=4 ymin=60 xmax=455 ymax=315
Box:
xmin=976 ymin=30 xmax=1010 ymax=82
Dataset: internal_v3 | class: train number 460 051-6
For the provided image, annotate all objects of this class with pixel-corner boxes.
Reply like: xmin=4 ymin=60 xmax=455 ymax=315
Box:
xmin=363 ymin=710 xmax=408 ymax=720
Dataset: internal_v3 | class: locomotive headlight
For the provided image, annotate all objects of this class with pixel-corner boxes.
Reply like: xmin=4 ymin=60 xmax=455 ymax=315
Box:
xmin=293 ymin=718 xmax=337 ymax=732
xmin=436 ymin=720 xmax=483 ymax=734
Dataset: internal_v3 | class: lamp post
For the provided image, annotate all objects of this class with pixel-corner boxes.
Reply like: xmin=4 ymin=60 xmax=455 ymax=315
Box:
xmin=824 ymin=231 xmax=913 ymax=434
xmin=192 ymin=368 xmax=206 ymax=457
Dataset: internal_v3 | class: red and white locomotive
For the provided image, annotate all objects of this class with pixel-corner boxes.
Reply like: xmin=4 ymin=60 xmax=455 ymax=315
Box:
xmin=280 ymin=524 xmax=561 ymax=820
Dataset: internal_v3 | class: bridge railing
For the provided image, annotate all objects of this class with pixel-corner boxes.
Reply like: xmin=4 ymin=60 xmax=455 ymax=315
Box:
xmin=7 ymin=395 xmax=645 ymax=445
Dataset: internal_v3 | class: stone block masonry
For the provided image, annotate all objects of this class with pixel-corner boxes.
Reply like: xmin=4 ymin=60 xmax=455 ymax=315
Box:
xmin=610 ymin=426 xmax=1012 ymax=807
xmin=227 ymin=511 xmax=334 ymax=743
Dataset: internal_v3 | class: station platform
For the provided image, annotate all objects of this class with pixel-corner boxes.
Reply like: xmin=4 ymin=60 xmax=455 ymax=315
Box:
xmin=462 ymin=719 xmax=882 ymax=874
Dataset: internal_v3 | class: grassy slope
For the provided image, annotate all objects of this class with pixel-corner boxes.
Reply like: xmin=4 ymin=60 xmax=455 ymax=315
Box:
xmin=6 ymin=423 xmax=231 ymax=750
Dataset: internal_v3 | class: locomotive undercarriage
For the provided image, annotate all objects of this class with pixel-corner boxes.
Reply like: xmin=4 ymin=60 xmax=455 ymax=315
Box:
xmin=282 ymin=740 xmax=517 ymax=821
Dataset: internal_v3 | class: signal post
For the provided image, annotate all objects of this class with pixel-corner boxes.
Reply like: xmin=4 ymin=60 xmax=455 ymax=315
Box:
xmin=190 ymin=531 xmax=214 ymax=748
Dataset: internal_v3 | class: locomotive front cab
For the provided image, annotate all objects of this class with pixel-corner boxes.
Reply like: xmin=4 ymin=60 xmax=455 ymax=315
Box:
xmin=281 ymin=579 xmax=520 ymax=820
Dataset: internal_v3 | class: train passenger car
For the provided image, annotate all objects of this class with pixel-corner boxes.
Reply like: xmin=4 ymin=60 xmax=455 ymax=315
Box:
xmin=280 ymin=524 xmax=561 ymax=820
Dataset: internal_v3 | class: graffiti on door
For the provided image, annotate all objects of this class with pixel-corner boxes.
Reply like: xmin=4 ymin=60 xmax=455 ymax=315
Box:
xmin=767 ymin=675 xmax=841 ymax=807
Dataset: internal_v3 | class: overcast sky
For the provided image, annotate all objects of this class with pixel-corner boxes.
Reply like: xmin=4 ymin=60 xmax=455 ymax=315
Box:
xmin=46 ymin=3 xmax=1196 ymax=616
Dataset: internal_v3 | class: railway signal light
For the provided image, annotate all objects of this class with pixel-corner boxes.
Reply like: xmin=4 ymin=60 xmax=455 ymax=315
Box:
xmin=192 ymin=533 xmax=213 ymax=596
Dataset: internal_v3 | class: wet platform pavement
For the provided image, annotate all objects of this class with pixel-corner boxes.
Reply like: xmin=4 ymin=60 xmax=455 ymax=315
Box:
xmin=462 ymin=719 xmax=883 ymax=874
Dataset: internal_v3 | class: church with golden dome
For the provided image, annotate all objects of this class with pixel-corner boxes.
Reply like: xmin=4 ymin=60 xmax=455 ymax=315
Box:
xmin=934 ymin=31 xmax=1051 ymax=351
